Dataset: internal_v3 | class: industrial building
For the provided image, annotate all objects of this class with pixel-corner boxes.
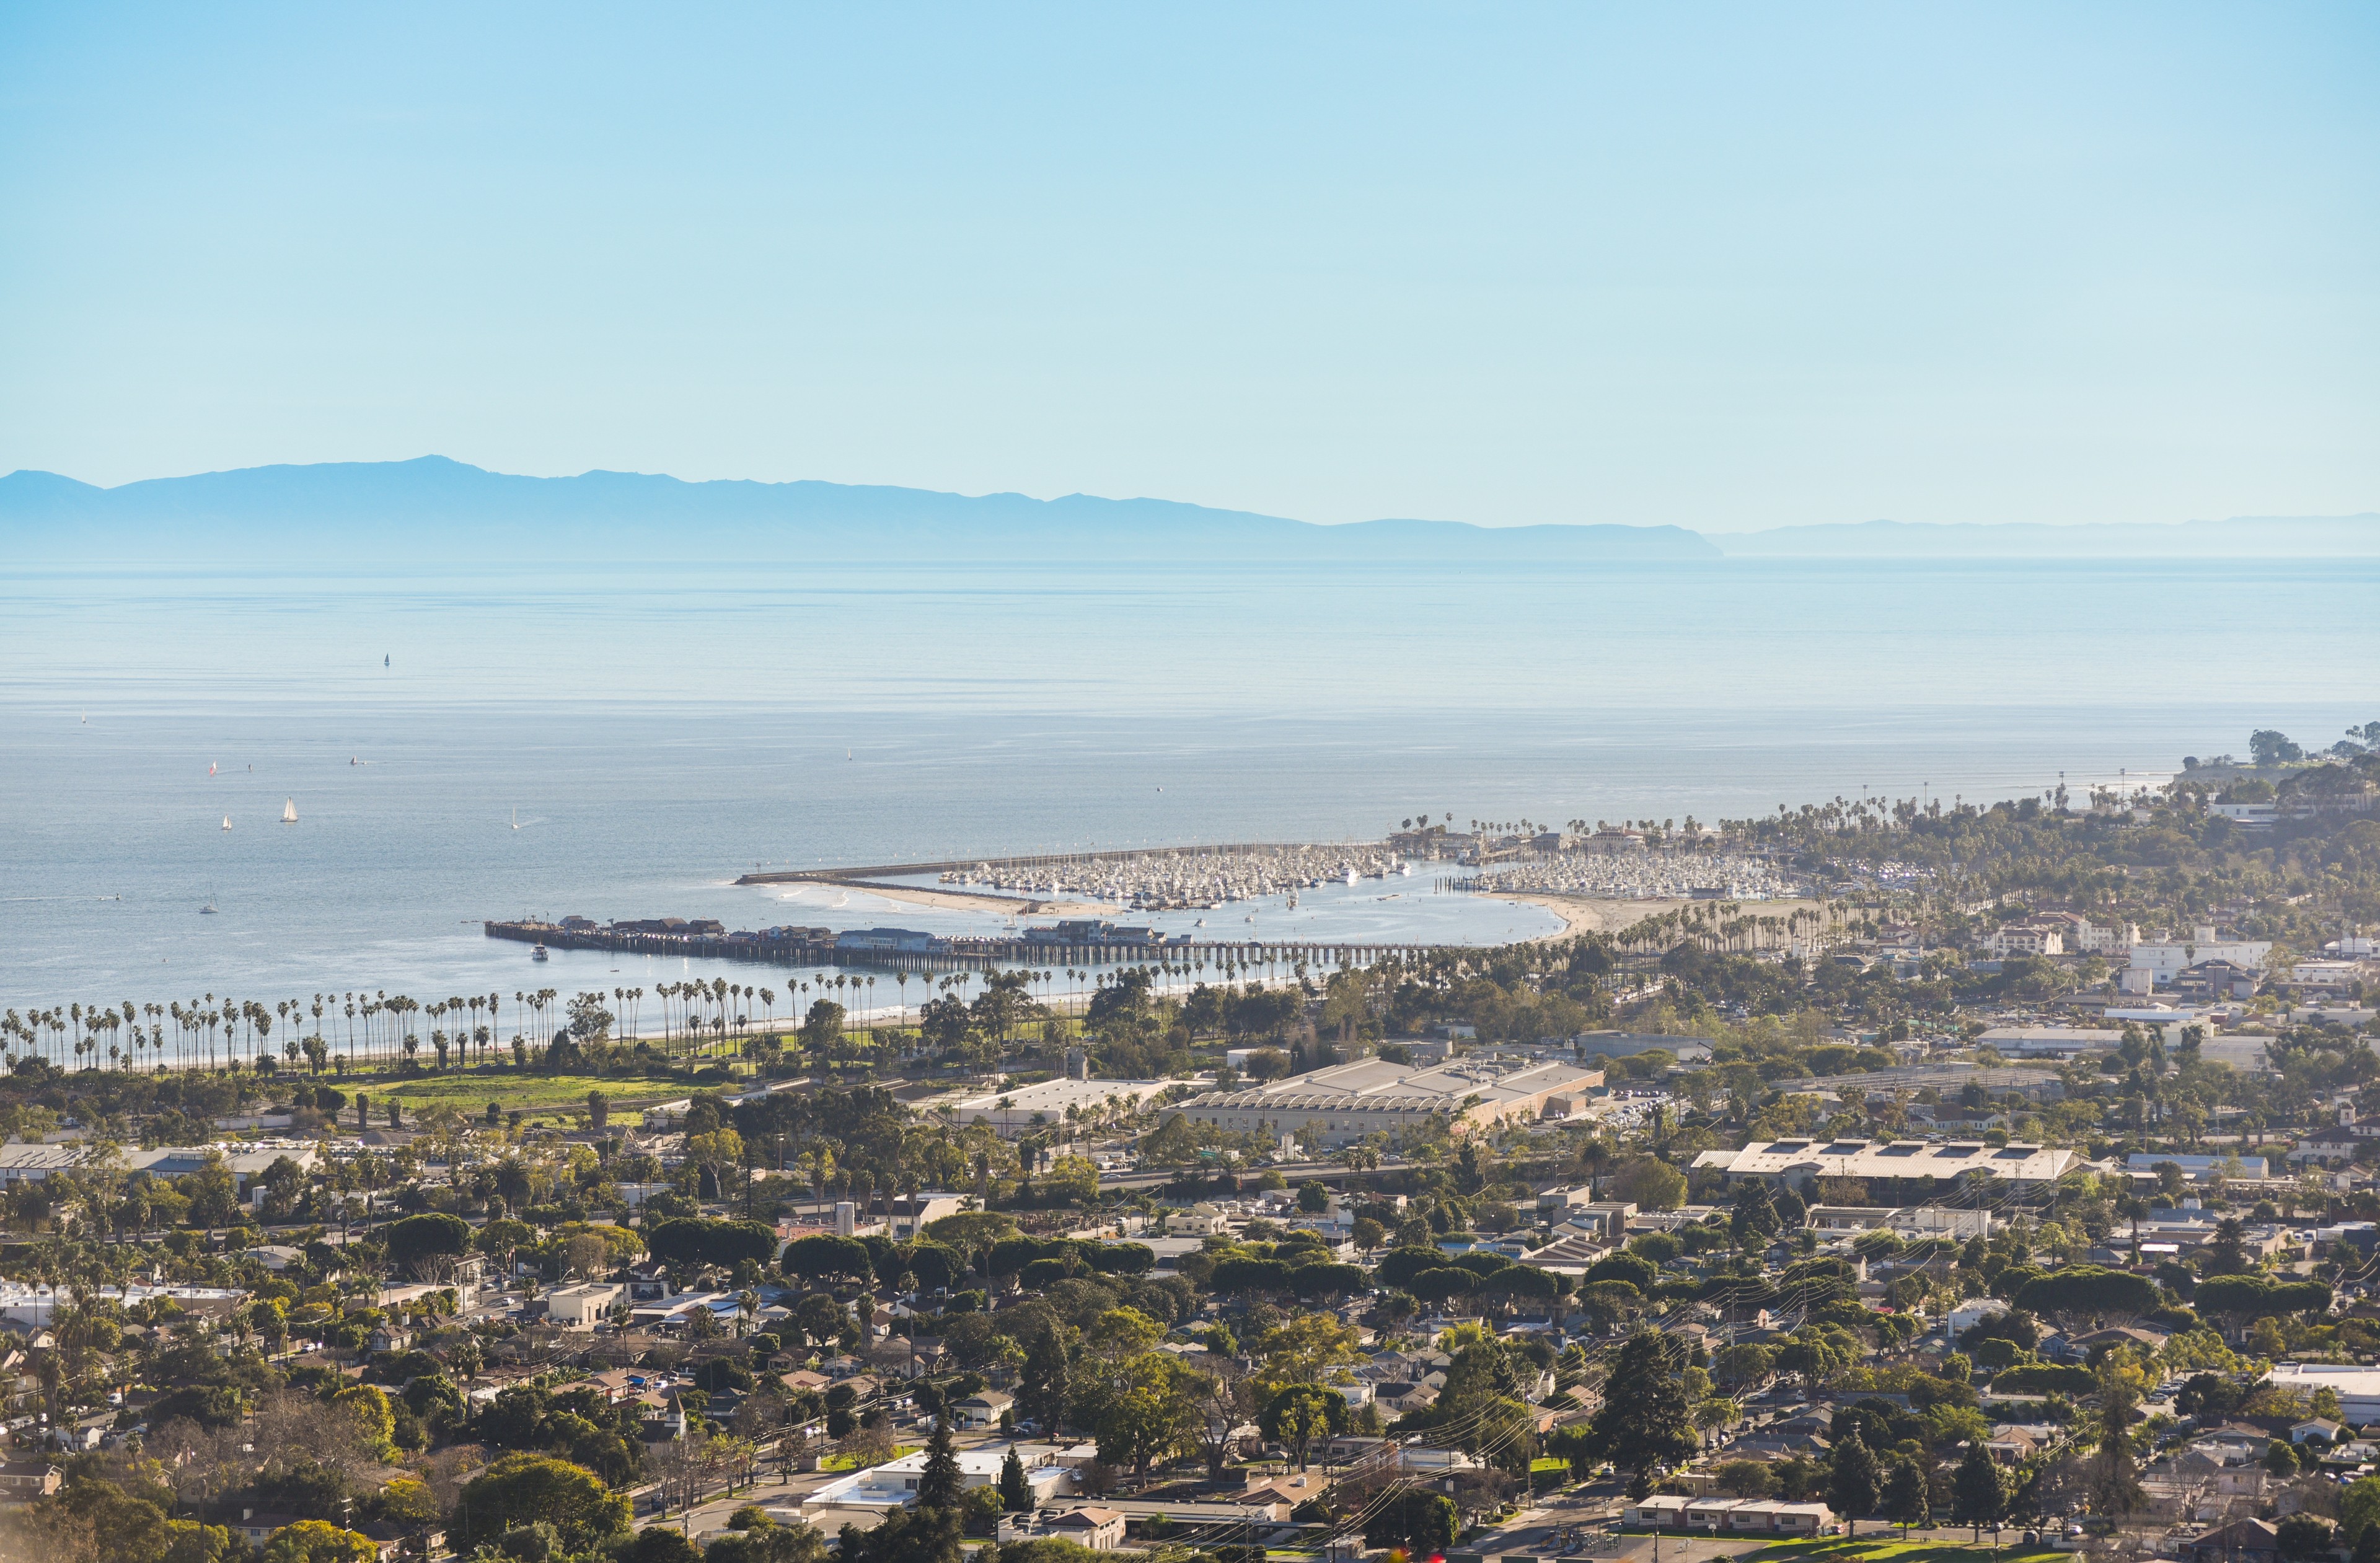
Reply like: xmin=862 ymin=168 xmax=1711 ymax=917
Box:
xmin=1690 ymin=1137 xmax=2082 ymax=1191
xmin=1170 ymin=1056 xmax=1602 ymax=1147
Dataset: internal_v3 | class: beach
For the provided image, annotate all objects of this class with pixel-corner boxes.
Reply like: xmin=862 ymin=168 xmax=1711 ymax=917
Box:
xmin=1490 ymin=892 xmax=1830 ymax=943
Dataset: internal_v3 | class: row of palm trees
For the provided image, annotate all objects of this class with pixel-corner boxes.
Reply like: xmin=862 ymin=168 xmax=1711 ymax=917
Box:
xmin=0 ymin=987 xmax=556 ymax=1075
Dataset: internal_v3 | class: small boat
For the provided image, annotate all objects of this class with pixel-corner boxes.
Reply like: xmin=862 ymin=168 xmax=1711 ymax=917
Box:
xmin=531 ymin=944 xmax=549 ymax=962
xmin=208 ymin=762 xmax=216 ymax=777
xmin=281 ymin=799 xmax=298 ymax=824
xmin=201 ymin=888 xmax=218 ymax=915
xmin=1342 ymin=869 xmax=1359 ymax=887
xmin=511 ymin=808 xmax=521 ymax=830
xmin=221 ymin=814 xmax=232 ymax=831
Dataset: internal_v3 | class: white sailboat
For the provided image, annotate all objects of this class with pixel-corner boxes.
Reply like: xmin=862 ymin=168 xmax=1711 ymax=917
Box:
xmin=221 ymin=814 xmax=232 ymax=831
xmin=281 ymin=798 xmax=298 ymax=824
xmin=511 ymin=808 xmax=520 ymax=830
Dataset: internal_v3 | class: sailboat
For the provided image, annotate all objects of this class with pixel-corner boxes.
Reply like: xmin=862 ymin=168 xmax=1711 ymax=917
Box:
xmin=201 ymin=889 xmax=218 ymax=915
xmin=282 ymin=799 xmax=298 ymax=824
xmin=511 ymin=808 xmax=521 ymax=830
xmin=221 ymin=814 xmax=232 ymax=831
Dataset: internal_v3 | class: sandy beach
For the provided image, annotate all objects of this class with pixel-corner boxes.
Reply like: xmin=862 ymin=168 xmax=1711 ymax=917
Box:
xmin=1489 ymin=892 xmax=1828 ymax=943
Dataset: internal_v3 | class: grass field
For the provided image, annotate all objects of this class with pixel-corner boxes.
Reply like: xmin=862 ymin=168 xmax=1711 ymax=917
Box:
xmin=355 ymin=1069 xmax=721 ymax=1117
xmin=1735 ymin=1541 xmax=2065 ymax=1563
xmin=821 ymin=1445 xmax=919 ymax=1471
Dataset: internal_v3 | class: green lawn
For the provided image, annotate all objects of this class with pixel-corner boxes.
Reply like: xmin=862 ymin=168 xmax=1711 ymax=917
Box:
xmin=820 ymin=1445 xmax=919 ymax=1471
xmin=1734 ymin=1541 xmax=2065 ymax=1563
xmin=356 ymin=1070 xmax=706 ymax=1115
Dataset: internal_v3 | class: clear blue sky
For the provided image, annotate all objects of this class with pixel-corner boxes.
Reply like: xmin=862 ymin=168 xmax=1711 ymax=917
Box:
xmin=2 ymin=4 xmax=2374 ymax=530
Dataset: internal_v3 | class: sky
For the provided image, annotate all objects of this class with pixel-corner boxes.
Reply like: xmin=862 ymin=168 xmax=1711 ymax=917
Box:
xmin=1 ymin=4 xmax=2374 ymax=532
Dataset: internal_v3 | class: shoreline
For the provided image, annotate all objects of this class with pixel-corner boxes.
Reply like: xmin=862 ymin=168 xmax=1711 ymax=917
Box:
xmin=1486 ymin=891 xmax=1829 ymax=943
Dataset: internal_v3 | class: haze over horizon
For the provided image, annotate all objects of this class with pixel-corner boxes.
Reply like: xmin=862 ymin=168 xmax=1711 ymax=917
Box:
xmin=2 ymin=6 xmax=2374 ymax=534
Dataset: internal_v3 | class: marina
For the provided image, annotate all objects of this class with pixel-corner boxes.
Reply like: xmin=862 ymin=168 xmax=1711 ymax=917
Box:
xmin=734 ymin=841 xmax=1411 ymax=911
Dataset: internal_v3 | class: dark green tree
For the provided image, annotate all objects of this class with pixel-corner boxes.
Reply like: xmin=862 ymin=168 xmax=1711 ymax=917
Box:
xmin=1951 ymin=1440 xmax=2009 ymax=1538
xmin=1583 ymin=1331 xmax=1698 ymax=1492
xmin=1828 ymin=1427 xmax=1881 ymax=1537
xmin=1882 ymin=1454 xmax=1931 ymax=1534
xmin=917 ymin=1411 xmax=964 ymax=1512
xmin=998 ymin=1445 xmax=1031 ymax=1512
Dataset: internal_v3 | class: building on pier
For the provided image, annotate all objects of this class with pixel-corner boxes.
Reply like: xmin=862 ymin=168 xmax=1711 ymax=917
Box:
xmin=834 ymin=927 xmax=946 ymax=954
xmin=1170 ymin=1057 xmax=1603 ymax=1148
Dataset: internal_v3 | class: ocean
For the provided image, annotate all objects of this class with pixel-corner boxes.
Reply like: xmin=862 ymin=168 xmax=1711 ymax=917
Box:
xmin=2 ymin=555 xmax=2371 ymax=1018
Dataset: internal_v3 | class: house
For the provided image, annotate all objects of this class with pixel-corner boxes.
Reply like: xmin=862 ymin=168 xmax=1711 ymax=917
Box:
xmin=2185 ymin=1518 xmax=2279 ymax=1563
xmin=950 ymin=1390 xmax=1014 ymax=1430
xmin=1985 ymin=1427 xmax=2040 ymax=1463
xmin=1371 ymin=1381 xmax=1437 ymax=1416
xmin=1158 ymin=1204 xmax=1231 ymax=1237
xmin=2290 ymin=1418 xmax=2344 ymax=1446
xmin=997 ymin=1507 xmax=1129 ymax=1551
xmin=233 ymin=1511 xmax=308 ymax=1549
xmin=2191 ymin=1427 xmax=2273 ymax=1467
xmin=0 ymin=1461 xmax=60 ymax=1504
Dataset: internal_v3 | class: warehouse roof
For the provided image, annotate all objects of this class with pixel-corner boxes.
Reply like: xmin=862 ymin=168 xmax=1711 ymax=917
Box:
xmin=1691 ymin=1137 xmax=2081 ymax=1184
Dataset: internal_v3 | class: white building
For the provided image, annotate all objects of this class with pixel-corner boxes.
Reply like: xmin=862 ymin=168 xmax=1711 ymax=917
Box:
xmin=542 ymin=1282 xmax=625 ymax=1329
xmin=2130 ymin=933 xmax=2273 ymax=982
xmin=0 ymin=1143 xmax=82 ymax=1186
xmin=1691 ymin=1137 xmax=2082 ymax=1191
xmin=1981 ymin=921 xmax=2067 ymax=958
xmin=933 ymin=1076 xmax=1183 ymax=1135
xmin=0 ymin=1282 xmax=248 ymax=1329
xmin=2069 ymin=917 xmax=2141 ymax=955
xmin=803 ymin=1446 xmax=1073 ymax=1516
xmin=1808 ymin=1205 xmax=1993 ymax=1239
xmin=2267 ymin=1365 xmax=2380 ymax=1424
xmin=2125 ymin=1152 xmax=2270 ymax=1184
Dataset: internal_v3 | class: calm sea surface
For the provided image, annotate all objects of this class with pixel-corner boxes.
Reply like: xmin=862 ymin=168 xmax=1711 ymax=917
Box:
xmin=2 ymin=557 xmax=2371 ymax=1015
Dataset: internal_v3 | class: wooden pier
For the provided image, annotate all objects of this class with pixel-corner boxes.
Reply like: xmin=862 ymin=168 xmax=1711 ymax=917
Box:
xmin=482 ymin=920 xmax=1438 ymax=974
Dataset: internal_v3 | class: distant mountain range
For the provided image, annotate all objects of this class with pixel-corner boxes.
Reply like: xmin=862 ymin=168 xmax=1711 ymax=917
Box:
xmin=1 ymin=456 xmax=2374 ymax=565
xmin=0 ymin=456 xmax=1712 ymax=565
